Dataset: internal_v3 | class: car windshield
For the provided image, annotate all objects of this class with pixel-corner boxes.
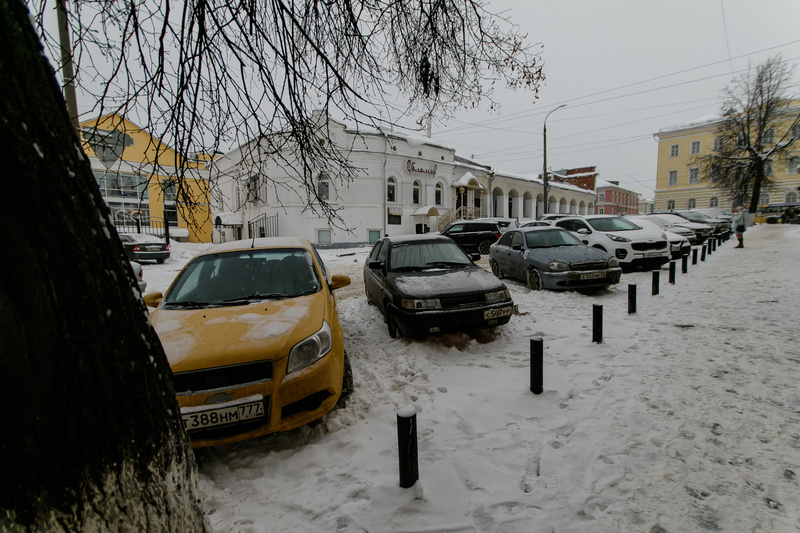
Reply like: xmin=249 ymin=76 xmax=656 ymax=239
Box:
xmin=389 ymin=241 xmax=471 ymax=271
xmin=587 ymin=217 xmax=642 ymax=232
xmin=525 ymin=229 xmax=583 ymax=248
xmin=163 ymin=249 xmax=320 ymax=307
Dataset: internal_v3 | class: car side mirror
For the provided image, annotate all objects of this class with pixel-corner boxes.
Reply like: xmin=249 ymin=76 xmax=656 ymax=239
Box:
xmin=330 ymin=274 xmax=351 ymax=290
xmin=143 ymin=292 xmax=163 ymax=307
xmin=582 ymin=240 xmax=589 ymax=245
xmin=470 ymin=253 xmax=481 ymax=262
xmin=577 ymin=228 xmax=590 ymax=235
xmin=512 ymin=244 xmax=522 ymax=251
xmin=368 ymin=260 xmax=384 ymax=271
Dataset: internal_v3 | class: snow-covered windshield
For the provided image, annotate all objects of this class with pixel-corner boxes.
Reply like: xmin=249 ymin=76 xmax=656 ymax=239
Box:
xmin=525 ymin=229 xmax=583 ymax=248
xmin=588 ymin=217 xmax=642 ymax=232
xmin=163 ymin=249 xmax=320 ymax=307
xmin=389 ymin=241 xmax=471 ymax=271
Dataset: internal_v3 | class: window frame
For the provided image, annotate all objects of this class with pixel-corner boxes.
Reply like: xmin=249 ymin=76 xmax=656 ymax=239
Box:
xmin=688 ymin=167 xmax=699 ymax=184
xmin=690 ymin=141 xmax=701 ymax=155
xmin=669 ymin=144 xmax=679 ymax=158
xmin=668 ymin=170 xmax=678 ymax=186
xmin=387 ymin=177 xmax=396 ymax=203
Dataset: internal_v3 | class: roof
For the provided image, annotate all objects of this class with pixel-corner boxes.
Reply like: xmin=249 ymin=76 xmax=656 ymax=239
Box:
xmin=199 ymin=237 xmax=310 ymax=255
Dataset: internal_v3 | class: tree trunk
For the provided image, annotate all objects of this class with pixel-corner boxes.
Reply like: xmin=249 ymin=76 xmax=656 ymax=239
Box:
xmin=748 ymin=159 xmax=765 ymax=213
xmin=0 ymin=1 xmax=206 ymax=530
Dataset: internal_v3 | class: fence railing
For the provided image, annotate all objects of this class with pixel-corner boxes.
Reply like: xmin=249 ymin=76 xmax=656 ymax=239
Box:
xmin=248 ymin=213 xmax=279 ymax=238
xmin=437 ymin=206 xmax=481 ymax=231
xmin=112 ymin=210 xmax=170 ymax=243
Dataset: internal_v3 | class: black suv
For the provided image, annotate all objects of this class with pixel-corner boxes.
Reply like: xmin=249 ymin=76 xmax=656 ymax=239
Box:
xmin=440 ymin=220 xmax=502 ymax=255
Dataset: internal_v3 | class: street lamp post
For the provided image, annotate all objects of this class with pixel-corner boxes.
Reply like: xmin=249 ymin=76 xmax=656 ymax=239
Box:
xmin=542 ymin=104 xmax=567 ymax=215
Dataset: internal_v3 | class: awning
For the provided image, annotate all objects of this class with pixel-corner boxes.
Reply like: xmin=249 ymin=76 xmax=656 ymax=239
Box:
xmin=214 ymin=212 xmax=242 ymax=226
xmin=413 ymin=206 xmax=440 ymax=216
xmin=452 ymin=171 xmax=484 ymax=190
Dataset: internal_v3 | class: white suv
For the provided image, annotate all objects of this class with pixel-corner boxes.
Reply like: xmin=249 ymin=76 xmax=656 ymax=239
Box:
xmin=552 ymin=215 xmax=670 ymax=271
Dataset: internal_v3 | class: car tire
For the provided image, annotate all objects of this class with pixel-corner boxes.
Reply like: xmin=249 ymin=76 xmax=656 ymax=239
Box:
xmin=478 ymin=240 xmax=491 ymax=255
xmin=386 ymin=306 xmax=400 ymax=339
xmin=490 ymin=259 xmax=504 ymax=279
xmin=526 ymin=267 xmax=543 ymax=291
xmin=334 ymin=351 xmax=354 ymax=410
xmin=365 ymin=286 xmax=372 ymax=305
xmin=156 ymin=258 xmax=166 ymax=264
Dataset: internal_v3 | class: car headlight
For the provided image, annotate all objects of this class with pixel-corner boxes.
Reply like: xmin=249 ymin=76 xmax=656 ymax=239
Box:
xmin=547 ymin=261 xmax=570 ymax=271
xmin=287 ymin=321 xmax=333 ymax=374
xmin=606 ymin=234 xmax=631 ymax=242
xmin=401 ymin=298 xmax=442 ymax=310
xmin=485 ymin=288 xmax=510 ymax=303
xmin=607 ymin=257 xmax=619 ymax=267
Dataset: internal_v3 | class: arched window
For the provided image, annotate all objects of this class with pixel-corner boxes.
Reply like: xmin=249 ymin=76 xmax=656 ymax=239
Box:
xmin=787 ymin=192 xmax=798 ymax=203
xmin=667 ymin=199 xmax=676 ymax=210
xmin=709 ymin=196 xmax=719 ymax=207
xmin=688 ymin=198 xmax=696 ymax=209
xmin=759 ymin=193 xmax=770 ymax=206
xmin=317 ymin=173 xmax=330 ymax=200
xmin=434 ymin=183 xmax=443 ymax=206
xmin=412 ymin=180 xmax=421 ymax=204
xmin=387 ymin=177 xmax=396 ymax=202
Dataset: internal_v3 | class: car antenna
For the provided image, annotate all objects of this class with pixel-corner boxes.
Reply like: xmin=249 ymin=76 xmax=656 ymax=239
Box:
xmin=251 ymin=232 xmax=256 ymax=248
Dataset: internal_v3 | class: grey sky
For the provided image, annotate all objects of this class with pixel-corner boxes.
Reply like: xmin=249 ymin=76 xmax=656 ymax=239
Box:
xmin=419 ymin=0 xmax=800 ymax=198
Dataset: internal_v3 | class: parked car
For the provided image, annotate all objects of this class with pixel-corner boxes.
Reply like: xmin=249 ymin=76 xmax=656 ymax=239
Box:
xmin=143 ymin=237 xmax=352 ymax=448
xmin=475 ymin=217 xmax=519 ymax=232
xmin=552 ymin=215 xmax=671 ymax=271
xmin=638 ymin=213 xmax=711 ymax=244
xmin=667 ymin=210 xmax=730 ymax=236
xmin=629 ymin=215 xmax=697 ymax=245
xmin=130 ymin=261 xmax=147 ymax=292
xmin=521 ymin=220 xmax=553 ymax=227
xmin=363 ymin=234 xmax=514 ymax=338
xmin=120 ymin=233 xmax=170 ymax=263
xmin=440 ymin=220 xmax=502 ymax=255
xmin=632 ymin=218 xmax=691 ymax=260
xmin=536 ymin=213 xmax=570 ymax=222
xmin=488 ymin=227 xmax=622 ymax=292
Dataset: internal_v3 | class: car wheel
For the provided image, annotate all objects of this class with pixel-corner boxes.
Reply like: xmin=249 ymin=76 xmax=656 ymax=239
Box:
xmin=365 ymin=286 xmax=372 ymax=305
xmin=526 ymin=267 xmax=543 ymax=290
xmin=490 ymin=259 xmax=504 ymax=279
xmin=156 ymin=258 xmax=166 ymax=264
xmin=478 ymin=240 xmax=491 ymax=255
xmin=334 ymin=351 xmax=354 ymax=410
xmin=386 ymin=306 xmax=400 ymax=339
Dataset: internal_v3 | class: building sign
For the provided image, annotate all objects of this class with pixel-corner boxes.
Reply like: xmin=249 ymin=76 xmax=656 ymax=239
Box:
xmin=407 ymin=160 xmax=437 ymax=177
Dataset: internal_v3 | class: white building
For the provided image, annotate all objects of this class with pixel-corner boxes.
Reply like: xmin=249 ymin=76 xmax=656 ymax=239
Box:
xmin=210 ymin=113 xmax=596 ymax=246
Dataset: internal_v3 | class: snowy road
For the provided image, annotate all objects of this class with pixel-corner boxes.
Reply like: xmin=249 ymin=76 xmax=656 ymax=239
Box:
xmin=143 ymin=224 xmax=800 ymax=532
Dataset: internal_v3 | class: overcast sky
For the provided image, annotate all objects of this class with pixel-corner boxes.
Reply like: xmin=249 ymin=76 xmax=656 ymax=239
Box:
xmin=415 ymin=0 xmax=800 ymax=199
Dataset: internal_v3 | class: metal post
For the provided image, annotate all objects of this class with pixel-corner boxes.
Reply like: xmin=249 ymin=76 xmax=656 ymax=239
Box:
xmin=681 ymin=254 xmax=688 ymax=274
xmin=669 ymin=261 xmax=676 ymax=284
xmin=530 ymin=338 xmax=543 ymax=395
xmin=701 ymin=245 xmax=706 ymax=261
xmin=397 ymin=406 xmax=419 ymax=488
xmin=592 ymin=304 xmax=603 ymax=344
xmin=628 ymin=284 xmax=637 ymax=314
xmin=542 ymin=105 xmax=566 ymax=215
xmin=652 ymin=270 xmax=660 ymax=295
xmin=692 ymin=248 xmax=698 ymax=265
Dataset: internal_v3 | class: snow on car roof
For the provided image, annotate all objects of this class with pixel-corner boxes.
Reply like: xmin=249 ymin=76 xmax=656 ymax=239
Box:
xmin=199 ymin=237 xmax=309 ymax=255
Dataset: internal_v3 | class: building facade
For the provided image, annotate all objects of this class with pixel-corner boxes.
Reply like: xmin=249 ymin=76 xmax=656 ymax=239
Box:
xmin=653 ymin=109 xmax=800 ymax=212
xmin=595 ymin=180 xmax=640 ymax=215
xmin=210 ymin=114 xmax=596 ymax=246
xmin=81 ymin=114 xmax=215 ymax=243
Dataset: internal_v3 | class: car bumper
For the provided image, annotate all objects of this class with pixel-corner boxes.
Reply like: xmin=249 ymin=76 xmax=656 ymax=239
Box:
xmin=131 ymin=250 xmax=170 ymax=262
xmin=393 ymin=300 xmax=514 ymax=337
xmin=175 ymin=348 xmax=344 ymax=448
xmin=541 ymin=267 xmax=622 ymax=290
xmin=622 ymin=253 xmax=671 ymax=271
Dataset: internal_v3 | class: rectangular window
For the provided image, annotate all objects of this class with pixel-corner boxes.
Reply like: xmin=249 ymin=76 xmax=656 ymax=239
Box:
xmin=670 ymin=144 xmax=679 ymax=157
xmin=764 ymin=159 xmax=773 ymax=177
xmin=762 ymin=128 xmax=775 ymax=144
xmin=713 ymin=137 xmax=724 ymax=152
xmin=668 ymin=170 xmax=678 ymax=186
xmin=317 ymin=229 xmax=331 ymax=244
xmin=789 ymin=156 xmax=800 ymax=174
xmin=247 ymin=176 xmax=259 ymax=203
xmin=689 ymin=168 xmax=699 ymax=184
xmin=388 ymin=214 xmax=402 ymax=225
xmin=691 ymin=141 xmax=701 ymax=155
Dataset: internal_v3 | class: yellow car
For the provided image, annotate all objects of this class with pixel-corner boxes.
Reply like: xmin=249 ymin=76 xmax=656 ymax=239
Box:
xmin=144 ymin=237 xmax=351 ymax=448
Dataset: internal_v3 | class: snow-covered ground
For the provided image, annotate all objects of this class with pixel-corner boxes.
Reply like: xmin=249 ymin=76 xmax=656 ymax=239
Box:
xmin=142 ymin=224 xmax=800 ymax=532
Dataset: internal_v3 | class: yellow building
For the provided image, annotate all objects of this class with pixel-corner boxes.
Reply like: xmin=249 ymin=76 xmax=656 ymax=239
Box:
xmin=653 ymin=110 xmax=800 ymax=212
xmin=80 ymin=114 xmax=214 ymax=243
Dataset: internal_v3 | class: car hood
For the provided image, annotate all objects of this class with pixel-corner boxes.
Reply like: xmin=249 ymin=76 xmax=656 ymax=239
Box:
xmin=527 ymin=245 xmax=611 ymax=264
xmin=387 ymin=266 xmax=506 ymax=299
xmin=150 ymin=292 xmax=326 ymax=371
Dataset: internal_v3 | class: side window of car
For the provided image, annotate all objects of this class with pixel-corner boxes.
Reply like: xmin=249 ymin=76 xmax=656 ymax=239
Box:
xmin=368 ymin=241 xmax=382 ymax=261
xmin=375 ymin=241 xmax=388 ymax=263
xmin=497 ymin=232 xmax=513 ymax=247
xmin=555 ymin=220 xmax=572 ymax=231
xmin=511 ymin=232 xmax=524 ymax=248
xmin=574 ymin=221 xmax=590 ymax=232
xmin=447 ymin=225 xmax=463 ymax=234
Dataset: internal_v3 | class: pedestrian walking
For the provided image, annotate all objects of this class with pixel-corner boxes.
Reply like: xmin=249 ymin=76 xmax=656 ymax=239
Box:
xmin=732 ymin=206 xmax=747 ymax=248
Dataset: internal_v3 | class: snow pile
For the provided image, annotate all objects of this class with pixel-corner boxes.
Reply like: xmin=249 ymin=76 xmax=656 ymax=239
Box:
xmin=143 ymin=224 xmax=800 ymax=532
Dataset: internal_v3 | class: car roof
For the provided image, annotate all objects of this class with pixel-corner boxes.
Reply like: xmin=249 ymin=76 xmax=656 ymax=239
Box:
xmin=385 ymin=234 xmax=453 ymax=245
xmin=119 ymin=233 xmax=165 ymax=242
xmin=197 ymin=237 xmax=311 ymax=256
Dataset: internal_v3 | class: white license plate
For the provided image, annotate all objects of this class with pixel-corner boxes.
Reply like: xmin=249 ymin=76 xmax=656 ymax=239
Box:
xmin=484 ymin=306 xmax=513 ymax=320
xmin=182 ymin=400 xmax=265 ymax=430
xmin=644 ymin=252 xmax=664 ymax=258
xmin=580 ymin=272 xmax=604 ymax=280
xmin=146 ymin=246 xmax=162 ymax=251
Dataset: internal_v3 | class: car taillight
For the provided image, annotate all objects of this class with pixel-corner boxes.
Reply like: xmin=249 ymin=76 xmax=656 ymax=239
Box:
xmin=165 ymin=244 xmax=170 ymax=251
xmin=132 ymin=245 xmax=141 ymax=252
xmin=494 ymin=233 xmax=501 ymax=238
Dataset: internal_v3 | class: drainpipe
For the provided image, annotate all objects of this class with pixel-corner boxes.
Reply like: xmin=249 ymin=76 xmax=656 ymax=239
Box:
xmin=382 ymin=129 xmax=388 ymax=236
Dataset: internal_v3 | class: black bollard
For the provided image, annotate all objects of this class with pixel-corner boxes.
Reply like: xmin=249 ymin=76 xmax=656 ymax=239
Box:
xmin=701 ymin=244 xmax=706 ymax=261
xmin=628 ymin=284 xmax=637 ymax=315
xmin=669 ymin=261 xmax=676 ymax=284
xmin=681 ymin=254 xmax=688 ymax=274
xmin=692 ymin=248 xmax=698 ymax=265
xmin=707 ymin=240 xmax=713 ymax=256
xmin=530 ymin=338 xmax=543 ymax=395
xmin=713 ymin=237 xmax=718 ymax=251
xmin=592 ymin=304 xmax=603 ymax=344
xmin=652 ymin=269 xmax=660 ymax=295
xmin=397 ymin=406 xmax=419 ymax=488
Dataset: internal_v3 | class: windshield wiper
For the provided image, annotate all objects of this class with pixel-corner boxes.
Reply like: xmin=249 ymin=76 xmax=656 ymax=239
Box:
xmin=164 ymin=300 xmax=211 ymax=309
xmin=424 ymin=261 xmax=468 ymax=268
xmin=392 ymin=266 xmax=424 ymax=272
xmin=218 ymin=293 xmax=290 ymax=304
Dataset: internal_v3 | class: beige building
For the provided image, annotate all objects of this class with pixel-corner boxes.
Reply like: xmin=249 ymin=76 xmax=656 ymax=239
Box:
xmin=653 ymin=109 xmax=800 ymax=211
